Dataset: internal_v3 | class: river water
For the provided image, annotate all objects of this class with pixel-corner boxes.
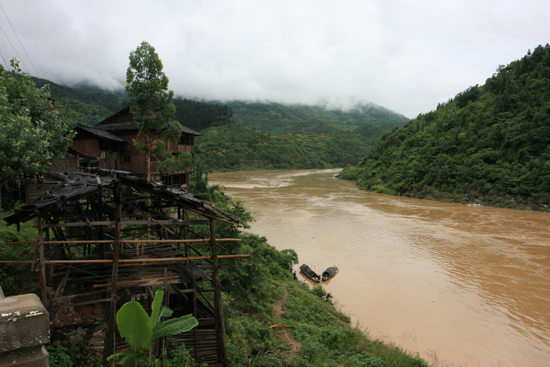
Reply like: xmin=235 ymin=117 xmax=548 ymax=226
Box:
xmin=209 ymin=169 xmax=550 ymax=367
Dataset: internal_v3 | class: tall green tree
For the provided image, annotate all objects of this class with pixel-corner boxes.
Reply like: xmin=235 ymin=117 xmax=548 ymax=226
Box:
xmin=0 ymin=59 xmax=74 ymax=217
xmin=126 ymin=41 xmax=182 ymax=180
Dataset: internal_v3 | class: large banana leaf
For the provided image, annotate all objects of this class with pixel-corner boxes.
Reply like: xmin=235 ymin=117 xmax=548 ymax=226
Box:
xmin=149 ymin=290 xmax=164 ymax=329
xmin=149 ymin=290 xmax=173 ymax=329
xmin=151 ymin=314 xmax=198 ymax=341
xmin=116 ymin=301 xmax=153 ymax=351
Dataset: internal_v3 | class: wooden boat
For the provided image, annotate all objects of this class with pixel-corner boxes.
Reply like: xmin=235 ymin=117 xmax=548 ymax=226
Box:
xmin=299 ymin=264 xmax=320 ymax=282
xmin=321 ymin=266 xmax=339 ymax=282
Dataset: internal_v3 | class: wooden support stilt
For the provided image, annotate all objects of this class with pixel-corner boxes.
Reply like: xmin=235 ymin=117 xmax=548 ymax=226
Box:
xmin=209 ymin=218 xmax=228 ymax=365
xmin=108 ymin=183 xmax=122 ymax=356
xmin=38 ymin=217 xmax=48 ymax=308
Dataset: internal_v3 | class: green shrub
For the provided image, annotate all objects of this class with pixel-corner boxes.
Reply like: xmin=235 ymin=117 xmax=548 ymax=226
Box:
xmin=46 ymin=345 xmax=74 ymax=367
xmin=0 ymin=226 xmax=32 ymax=296
xmin=311 ymin=285 xmax=327 ymax=298
xmin=46 ymin=340 xmax=102 ymax=367
xmin=166 ymin=344 xmax=207 ymax=367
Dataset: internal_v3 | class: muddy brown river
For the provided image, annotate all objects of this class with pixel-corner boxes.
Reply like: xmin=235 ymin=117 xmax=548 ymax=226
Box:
xmin=210 ymin=169 xmax=550 ymax=367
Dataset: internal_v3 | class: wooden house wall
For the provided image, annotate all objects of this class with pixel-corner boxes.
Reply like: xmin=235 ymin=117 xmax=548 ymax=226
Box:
xmin=63 ymin=115 xmax=198 ymax=183
xmin=49 ymin=156 xmax=79 ymax=174
xmin=72 ymin=139 xmax=100 ymax=159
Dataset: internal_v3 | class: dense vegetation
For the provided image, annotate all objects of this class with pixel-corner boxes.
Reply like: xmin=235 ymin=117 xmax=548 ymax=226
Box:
xmin=32 ymin=77 xmax=127 ymax=125
xmin=195 ymin=119 xmax=375 ymax=171
xmin=339 ymin=44 xmax=550 ymax=211
xmin=193 ymin=102 xmax=408 ymax=171
xmin=173 ymin=98 xmax=233 ymax=131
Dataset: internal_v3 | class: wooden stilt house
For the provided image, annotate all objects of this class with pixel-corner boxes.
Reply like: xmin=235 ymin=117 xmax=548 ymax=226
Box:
xmin=57 ymin=105 xmax=201 ymax=185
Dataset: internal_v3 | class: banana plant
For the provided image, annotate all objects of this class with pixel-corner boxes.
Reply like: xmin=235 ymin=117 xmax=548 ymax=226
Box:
xmin=108 ymin=290 xmax=198 ymax=367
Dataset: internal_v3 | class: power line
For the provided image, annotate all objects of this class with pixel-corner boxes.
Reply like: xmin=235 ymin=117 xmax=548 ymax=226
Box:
xmin=0 ymin=23 xmax=23 ymax=68
xmin=0 ymin=26 xmax=9 ymax=66
xmin=0 ymin=3 xmax=39 ymax=76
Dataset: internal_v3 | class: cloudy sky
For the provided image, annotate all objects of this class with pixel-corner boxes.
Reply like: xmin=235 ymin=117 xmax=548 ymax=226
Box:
xmin=1 ymin=0 xmax=548 ymax=118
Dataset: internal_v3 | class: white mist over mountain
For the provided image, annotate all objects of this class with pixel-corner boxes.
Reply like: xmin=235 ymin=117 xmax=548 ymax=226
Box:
xmin=2 ymin=0 xmax=548 ymax=118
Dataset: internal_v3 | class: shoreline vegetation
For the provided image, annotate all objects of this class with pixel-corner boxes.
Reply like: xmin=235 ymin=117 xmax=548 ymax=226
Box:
xmin=337 ymin=165 xmax=546 ymax=211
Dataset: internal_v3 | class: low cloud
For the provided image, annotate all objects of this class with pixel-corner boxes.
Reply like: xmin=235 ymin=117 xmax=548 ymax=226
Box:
xmin=1 ymin=0 xmax=548 ymax=118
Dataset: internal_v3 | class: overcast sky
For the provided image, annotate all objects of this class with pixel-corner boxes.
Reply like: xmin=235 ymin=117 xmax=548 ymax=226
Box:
xmin=1 ymin=0 xmax=548 ymax=118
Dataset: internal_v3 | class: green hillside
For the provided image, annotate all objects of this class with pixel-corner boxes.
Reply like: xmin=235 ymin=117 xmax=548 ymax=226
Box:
xmin=196 ymin=101 xmax=408 ymax=171
xmin=32 ymin=77 xmax=127 ymax=126
xmin=196 ymin=120 xmax=374 ymax=171
xmin=339 ymin=44 xmax=550 ymax=211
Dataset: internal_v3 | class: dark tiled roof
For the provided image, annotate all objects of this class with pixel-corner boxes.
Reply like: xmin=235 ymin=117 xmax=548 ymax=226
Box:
xmin=95 ymin=105 xmax=132 ymax=126
xmin=96 ymin=105 xmax=202 ymax=136
xmin=95 ymin=122 xmax=140 ymax=132
xmin=180 ymin=125 xmax=202 ymax=136
xmin=76 ymin=124 xmax=128 ymax=142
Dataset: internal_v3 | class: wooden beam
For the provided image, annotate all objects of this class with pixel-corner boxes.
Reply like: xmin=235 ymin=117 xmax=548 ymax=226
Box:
xmin=0 ymin=254 xmax=250 ymax=264
xmin=6 ymin=238 xmax=242 ymax=245
xmin=42 ymin=219 xmax=212 ymax=228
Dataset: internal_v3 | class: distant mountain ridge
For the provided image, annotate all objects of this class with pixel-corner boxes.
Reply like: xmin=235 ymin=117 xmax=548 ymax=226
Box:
xmin=223 ymin=100 xmax=408 ymax=135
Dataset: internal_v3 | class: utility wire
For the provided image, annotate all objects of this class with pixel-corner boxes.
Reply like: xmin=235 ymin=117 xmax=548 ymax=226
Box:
xmin=0 ymin=23 xmax=23 ymax=69
xmin=0 ymin=26 xmax=9 ymax=67
xmin=0 ymin=3 xmax=39 ymax=76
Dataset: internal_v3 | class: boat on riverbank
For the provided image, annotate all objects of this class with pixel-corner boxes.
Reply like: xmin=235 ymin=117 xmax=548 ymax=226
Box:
xmin=322 ymin=266 xmax=339 ymax=281
xmin=299 ymin=264 xmax=320 ymax=282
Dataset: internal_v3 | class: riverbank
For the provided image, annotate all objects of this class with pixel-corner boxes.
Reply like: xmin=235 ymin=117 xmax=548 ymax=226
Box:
xmin=217 ymin=229 xmax=429 ymax=367
xmin=210 ymin=169 xmax=550 ymax=367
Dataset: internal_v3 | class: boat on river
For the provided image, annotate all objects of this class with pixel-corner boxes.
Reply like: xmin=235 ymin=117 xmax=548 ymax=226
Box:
xmin=322 ymin=266 xmax=339 ymax=281
xmin=299 ymin=264 xmax=320 ymax=282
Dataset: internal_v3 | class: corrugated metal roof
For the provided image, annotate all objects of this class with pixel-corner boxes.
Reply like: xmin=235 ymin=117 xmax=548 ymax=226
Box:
xmin=2 ymin=169 xmax=237 ymax=226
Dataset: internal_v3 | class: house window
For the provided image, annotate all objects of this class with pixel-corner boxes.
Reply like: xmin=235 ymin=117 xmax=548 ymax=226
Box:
xmin=124 ymin=155 xmax=131 ymax=163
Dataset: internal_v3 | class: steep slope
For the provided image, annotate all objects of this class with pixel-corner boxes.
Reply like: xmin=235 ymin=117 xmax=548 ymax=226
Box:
xmin=339 ymin=44 xmax=550 ymax=211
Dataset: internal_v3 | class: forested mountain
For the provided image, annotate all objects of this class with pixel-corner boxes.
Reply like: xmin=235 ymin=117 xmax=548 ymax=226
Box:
xmin=225 ymin=100 xmax=408 ymax=134
xmin=339 ymin=44 xmax=550 ymax=211
xmin=173 ymin=98 xmax=233 ymax=130
xmin=196 ymin=120 xmax=374 ymax=170
xmin=194 ymin=101 xmax=408 ymax=170
xmin=32 ymin=77 xmax=127 ymax=125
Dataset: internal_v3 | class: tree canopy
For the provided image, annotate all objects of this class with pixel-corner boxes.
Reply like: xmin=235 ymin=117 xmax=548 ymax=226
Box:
xmin=126 ymin=41 xmax=182 ymax=179
xmin=0 ymin=59 xmax=74 ymax=187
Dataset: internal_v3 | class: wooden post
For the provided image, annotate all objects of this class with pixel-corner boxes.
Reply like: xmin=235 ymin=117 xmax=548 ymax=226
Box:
xmin=108 ymin=183 xmax=122 ymax=355
xmin=38 ymin=217 xmax=48 ymax=308
xmin=209 ymin=218 xmax=227 ymax=365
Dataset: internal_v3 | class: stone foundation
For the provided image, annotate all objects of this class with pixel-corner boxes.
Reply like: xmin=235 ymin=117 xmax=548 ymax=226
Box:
xmin=0 ymin=288 xmax=50 ymax=367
